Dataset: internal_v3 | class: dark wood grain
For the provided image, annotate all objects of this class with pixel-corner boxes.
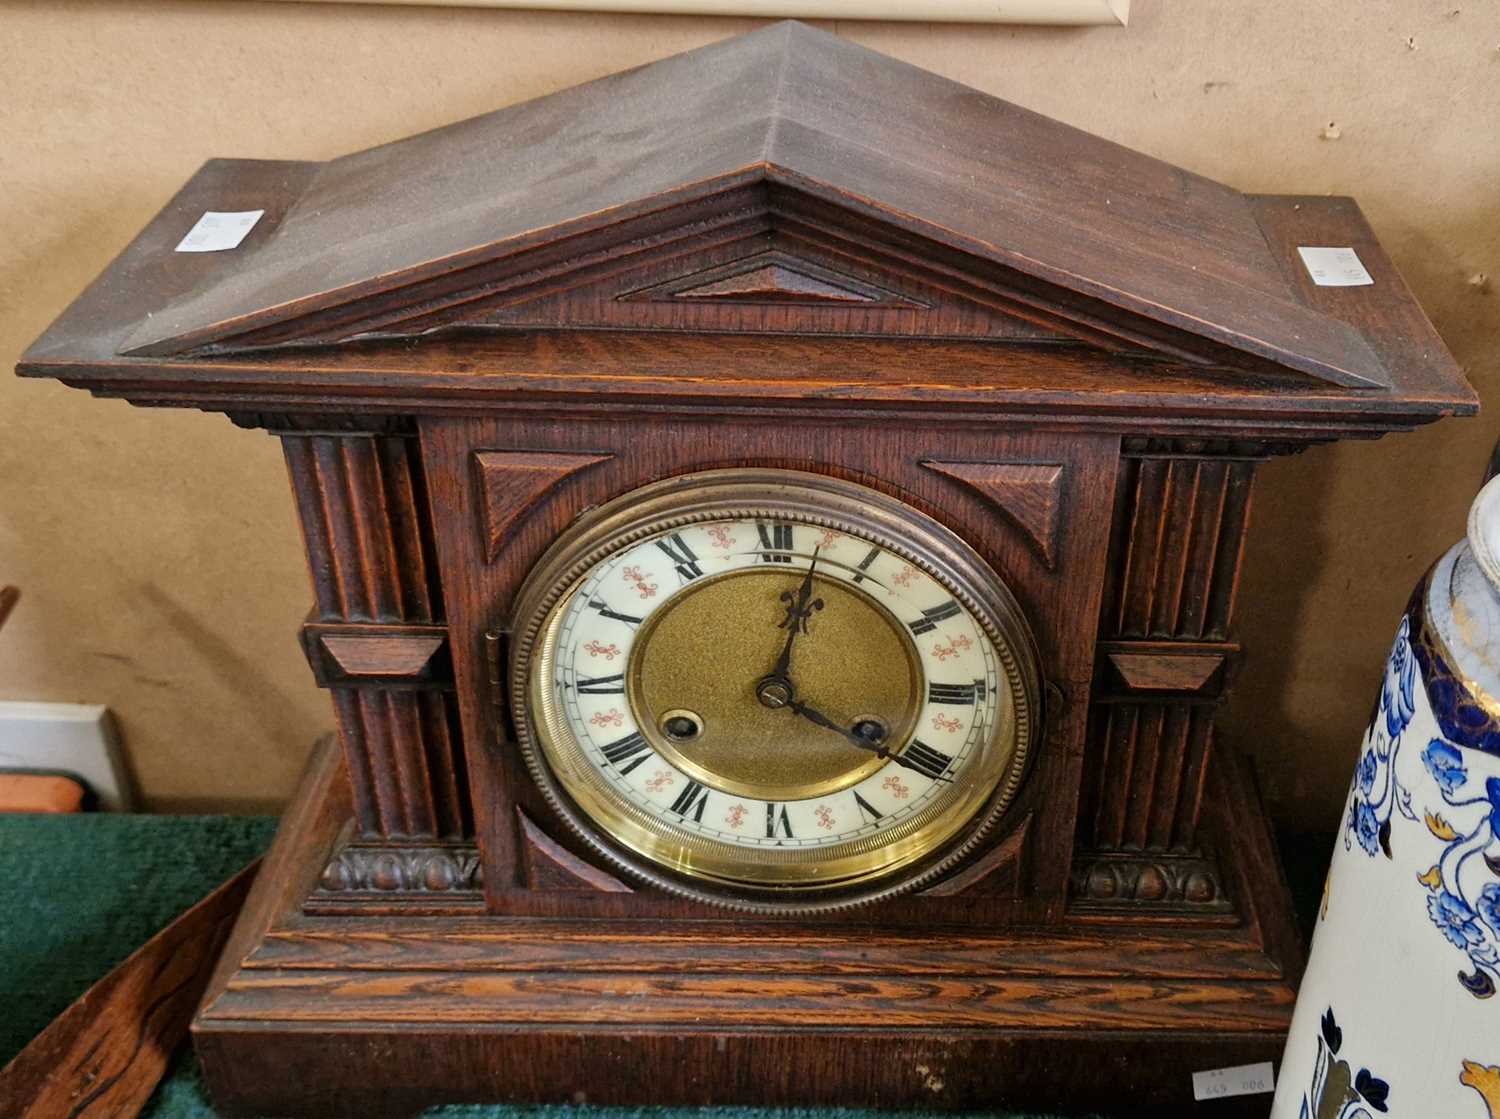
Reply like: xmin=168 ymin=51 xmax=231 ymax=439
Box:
xmin=210 ymin=970 xmax=1294 ymax=1031
xmin=922 ymin=460 xmax=1066 ymax=568
xmin=422 ymin=414 xmax=1120 ymax=920
xmin=194 ymin=739 xmax=1300 ymax=1117
xmin=1104 ymin=648 xmax=1226 ymax=693
xmin=42 ymin=330 xmax=1471 ymax=437
xmin=13 ymin=20 xmax=1473 ymax=1114
xmin=1076 ymin=440 xmax=1261 ymax=865
xmin=283 ymin=428 xmax=469 ymax=840
xmin=516 ymin=808 xmax=632 ymax=893
xmin=282 ymin=429 xmax=439 ymax=625
xmin=17 ymin=30 xmax=1475 ymax=423
xmin=0 ymin=861 xmax=257 ymax=1119
xmin=197 ymin=736 xmax=350 ymax=1018
xmin=328 ymin=687 xmax=468 ymax=840
xmin=196 ymin=1029 xmax=1289 ymax=1118
xmin=94 ymin=24 xmax=1392 ymax=392
xmin=251 ymin=917 xmax=1278 ymax=978
xmin=919 ymin=810 xmax=1031 ymax=897
xmin=301 ymin=621 xmax=452 ymax=688
xmin=1249 ymin=192 xmax=1467 ymax=399
xmin=472 ymin=450 xmax=612 ymax=564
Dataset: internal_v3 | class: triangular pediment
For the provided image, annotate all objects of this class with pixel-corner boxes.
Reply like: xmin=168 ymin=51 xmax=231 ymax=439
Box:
xmin=112 ymin=21 xmax=1393 ymax=390
xmin=674 ymin=264 xmax=867 ymax=303
xmin=644 ymin=258 xmax=914 ymax=306
xmin=241 ymin=203 xmax=1072 ymax=349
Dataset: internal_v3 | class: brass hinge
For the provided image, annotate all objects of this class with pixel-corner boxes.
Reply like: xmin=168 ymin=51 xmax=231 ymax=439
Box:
xmin=483 ymin=626 xmax=516 ymax=749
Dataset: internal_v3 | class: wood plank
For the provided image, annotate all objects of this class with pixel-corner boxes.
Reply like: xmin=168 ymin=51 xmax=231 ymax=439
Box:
xmin=19 ymin=158 xmax=320 ymax=366
xmin=22 ymin=327 xmax=1473 ymax=435
xmin=101 ymin=24 xmax=1386 ymax=390
xmin=250 ymin=921 xmax=1282 ymax=979
xmin=210 ymin=969 xmax=1295 ymax=1032
xmin=0 ymin=861 xmax=257 ymax=1119
xmin=194 ymin=1026 xmax=1288 ymax=1117
xmin=1249 ymin=192 xmax=1471 ymax=407
xmin=321 ymin=634 xmax=446 ymax=679
xmin=18 ymin=25 xmax=1476 ymax=414
xmin=197 ymin=736 xmax=349 ymax=1019
xmin=194 ymin=725 xmax=1299 ymax=1117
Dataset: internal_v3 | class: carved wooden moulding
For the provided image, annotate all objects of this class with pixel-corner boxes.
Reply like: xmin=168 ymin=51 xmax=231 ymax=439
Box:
xmin=19 ymin=21 xmax=1474 ymax=1117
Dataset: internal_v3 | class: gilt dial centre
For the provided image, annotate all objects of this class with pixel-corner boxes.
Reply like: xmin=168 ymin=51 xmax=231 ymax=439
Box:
xmin=628 ymin=568 xmax=921 ymax=801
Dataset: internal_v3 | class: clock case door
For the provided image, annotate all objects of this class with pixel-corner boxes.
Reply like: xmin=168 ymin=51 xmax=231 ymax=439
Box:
xmin=422 ymin=417 xmax=1109 ymax=924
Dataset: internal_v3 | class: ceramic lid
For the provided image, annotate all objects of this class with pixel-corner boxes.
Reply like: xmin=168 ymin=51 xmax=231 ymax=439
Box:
xmin=1424 ymin=473 xmax=1500 ymax=717
xmin=1468 ymin=472 xmax=1500 ymax=596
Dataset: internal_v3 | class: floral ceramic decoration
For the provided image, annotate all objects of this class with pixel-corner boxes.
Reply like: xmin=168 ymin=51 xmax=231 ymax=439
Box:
xmin=1464 ymin=1061 xmax=1500 ymax=1118
xmin=1343 ymin=612 xmax=1500 ymax=998
xmin=1293 ymin=1008 xmax=1389 ymax=1118
xmin=1271 ymin=473 xmax=1500 ymax=1119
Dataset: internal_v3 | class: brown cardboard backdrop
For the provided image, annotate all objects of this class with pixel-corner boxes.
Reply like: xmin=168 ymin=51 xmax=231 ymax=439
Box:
xmin=2 ymin=0 xmax=1496 ymax=827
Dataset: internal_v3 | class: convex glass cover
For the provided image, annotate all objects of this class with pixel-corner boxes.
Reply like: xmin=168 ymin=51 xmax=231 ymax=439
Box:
xmin=507 ymin=470 xmax=1040 ymax=910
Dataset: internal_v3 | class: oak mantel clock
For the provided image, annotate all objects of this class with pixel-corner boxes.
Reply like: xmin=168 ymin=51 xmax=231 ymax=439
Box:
xmin=20 ymin=22 xmax=1475 ymax=1117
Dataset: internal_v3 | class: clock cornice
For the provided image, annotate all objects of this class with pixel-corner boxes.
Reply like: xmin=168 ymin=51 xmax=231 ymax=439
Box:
xmin=17 ymin=20 xmax=1475 ymax=432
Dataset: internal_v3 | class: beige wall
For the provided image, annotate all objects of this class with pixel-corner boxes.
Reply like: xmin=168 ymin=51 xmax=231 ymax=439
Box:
xmin=2 ymin=0 xmax=1496 ymax=827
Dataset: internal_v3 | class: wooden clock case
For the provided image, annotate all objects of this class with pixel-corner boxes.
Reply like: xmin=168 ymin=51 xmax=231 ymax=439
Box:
xmin=19 ymin=23 xmax=1475 ymax=1117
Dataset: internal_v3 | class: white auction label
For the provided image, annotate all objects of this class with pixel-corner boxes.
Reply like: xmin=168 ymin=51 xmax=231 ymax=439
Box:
xmin=1191 ymin=1060 xmax=1275 ymax=1102
xmin=1297 ymin=245 xmax=1374 ymax=287
xmin=175 ymin=210 xmax=265 ymax=253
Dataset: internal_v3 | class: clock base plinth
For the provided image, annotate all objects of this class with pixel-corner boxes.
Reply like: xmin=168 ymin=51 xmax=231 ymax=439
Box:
xmin=194 ymin=739 xmax=1302 ymax=1118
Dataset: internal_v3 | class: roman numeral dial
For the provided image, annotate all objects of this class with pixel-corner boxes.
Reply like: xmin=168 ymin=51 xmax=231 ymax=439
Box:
xmin=576 ymin=673 xmax=625 ymax=694
xmin=928 ymin=681 xmax=979 ymax=705
xmin=756 ymin=521 xmax=796 ymax=563
xmin=513 ymin=473 xmax=1037 ymax=906
xmin=600 ymin=731 xmax=652 ymax=774
xmin=669 ymin=780 xmax=710 ymax=821
xmin=656 ymin=533 xmax=704 ymax=582
xmin=908 ymin=600 xmax=962 ymax=636
xmin=766 ymin=803 xmax=794 ymax=838
xmin=901 ymin=740 xmax=954 ymax=780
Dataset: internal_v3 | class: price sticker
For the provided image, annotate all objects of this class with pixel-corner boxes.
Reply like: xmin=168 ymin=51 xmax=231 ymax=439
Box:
xmin=175 ymin=210 xmax=265 ymax=253
xmin=1297 ymin=245 xmax=1374 ymax=287
xmin=1191 ymin=1060 xmax=1275 ymax=1102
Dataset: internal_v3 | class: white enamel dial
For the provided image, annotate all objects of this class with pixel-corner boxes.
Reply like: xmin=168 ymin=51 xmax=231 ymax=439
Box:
xmin=548 ymin=518 xmax=1002 ymax=851
xmin=510 ymin=468 xmax=1040 ymax=909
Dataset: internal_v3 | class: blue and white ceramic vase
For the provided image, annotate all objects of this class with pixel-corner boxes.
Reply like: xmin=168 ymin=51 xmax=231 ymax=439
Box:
xmin=1271 ymin=475 xmax=1500 ymax=1119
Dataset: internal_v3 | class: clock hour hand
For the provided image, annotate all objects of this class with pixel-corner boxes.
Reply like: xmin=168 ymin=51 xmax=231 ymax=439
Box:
xmin=770 ymin=547 xmax=823 ymax=681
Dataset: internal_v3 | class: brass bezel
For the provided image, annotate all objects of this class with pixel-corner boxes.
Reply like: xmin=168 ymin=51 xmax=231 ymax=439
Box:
xmin=506 ymin=468 xmax=1043 ymax=913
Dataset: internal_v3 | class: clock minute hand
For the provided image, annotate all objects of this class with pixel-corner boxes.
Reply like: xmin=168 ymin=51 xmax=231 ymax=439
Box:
xmin=784 ymin=696 xmax=855 ymax=740
xmin=784 ymin=696 xmax=952 ymax=783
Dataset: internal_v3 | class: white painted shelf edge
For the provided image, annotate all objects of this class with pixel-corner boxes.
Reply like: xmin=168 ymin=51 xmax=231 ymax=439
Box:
xmin=0 ymin=702 xmax=134 ymax=811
